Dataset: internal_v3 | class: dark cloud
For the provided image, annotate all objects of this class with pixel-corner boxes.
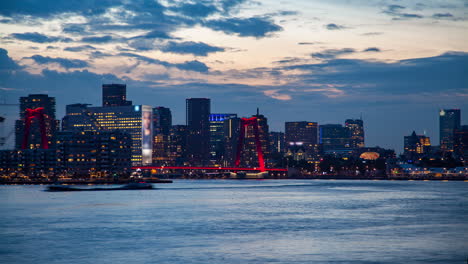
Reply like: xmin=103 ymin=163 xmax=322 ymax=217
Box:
xmin=131 ymin=30 xmax=174 ymax=40
xmin=171 ymin=3 xmax=218 ymax=18
xmin=432 ymin=13 xmax=454 ymax=18
xmin=10 ymin=32 xmax=72 ymax=43
xmin=298 ymin=42 xmax=321 ymax=45
xmin=362 ymin=32 xmax=383 ymax=36
xmin=159 ymin=41 xmax=224 ymax=56
xmin=64 ymin=45 xmax=97 ymax=52
xmin=119 ymin=52 xmax=209 ymax=72
xmin=0 ymin=0 xmax=121 ymax=17
xmin=363 ymin=47 xmax=381 ymax=52
xmin=382 ymin=5 xmax=423 ymax=20
xmin=80 ymin=35 xmax=115 ymax=43
xmin=204 ymin=17 xmax=282 ymax=37
xmin=0 ymin=48 xmax=21 ymax=70
xmin=325 ymin=23 xmax=346 ymax=30
xmin=311 ymin=48 xmax=356 ymax=59
xmin=27 ymin=55 xmax=89 ymax=69
xmin=62 ymin=24 xmax=88 ymax=34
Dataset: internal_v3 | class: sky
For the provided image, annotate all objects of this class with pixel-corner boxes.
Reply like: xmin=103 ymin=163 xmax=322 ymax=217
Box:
xmin=0 ymin=0 xmax=467 ymax=152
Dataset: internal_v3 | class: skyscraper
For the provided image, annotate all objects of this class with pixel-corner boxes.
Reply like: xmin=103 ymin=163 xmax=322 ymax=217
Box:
xmin=439 ymin=109 xmax=461 ymax=151
xmin=153 ymin=107 xmax=172 ymax=135
xmin=152 ymin=107 xmax=172 ymax=165
xmin=269 ymin=131 xmax=285 ymax=154
xmin=186 ymin=98 xmax=210 ymax=165
xmin=345 ymin=119 xmax=365 ymax=148
xmin=15 ymin=94 xmax=59 ymax=149
xmin=210 ymin=113 xmax=237 ymax=161
xmin=285 ymin=121 xmax=318 ymax=145
xmin=319 ymin=124 xmax=351 ymax=154
xmin=238 ymin=111 xmax=270 ymax=168
xmin=102 ymin=84 xmax=132 ymax=107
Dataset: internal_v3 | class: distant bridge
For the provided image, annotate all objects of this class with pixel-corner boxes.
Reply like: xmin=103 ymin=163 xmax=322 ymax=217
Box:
xmin=132 ymin=166 xmax=287 ymax=172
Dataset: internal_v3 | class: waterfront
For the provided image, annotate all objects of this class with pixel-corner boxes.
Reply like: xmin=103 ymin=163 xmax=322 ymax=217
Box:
xmin=1 ymin=180 xmax=467 ymax=263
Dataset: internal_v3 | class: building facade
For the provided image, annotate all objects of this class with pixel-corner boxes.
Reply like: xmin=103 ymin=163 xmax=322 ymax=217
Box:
xmin=345 ymin=119 xmax=365 ymax=148
xmin=210 ymin=113 xmax=237 ymax=162
xmin=102 ymin=84 xmax=132 ymax=107
xmin=62 ymin=104 xmax=153 ymax=165
xmin=440 ymin=109 xmax=461 ymax=151
xmin=404 ymin=131 xmax=431 ymax=160
xmin=15 ymin=94 xmax=60 ymax=150
xmin=186 ymin=98 xmax=210 ymax=165
xmin=319 ymin=124 xmax=352 ymax=155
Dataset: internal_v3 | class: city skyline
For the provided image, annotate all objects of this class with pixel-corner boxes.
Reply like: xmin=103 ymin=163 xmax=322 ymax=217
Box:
xmin=1 ymin=0 xmax=467 ymax=152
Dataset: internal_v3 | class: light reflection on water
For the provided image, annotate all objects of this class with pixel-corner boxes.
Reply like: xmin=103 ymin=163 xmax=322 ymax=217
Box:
xmin=1 ymin=180 xmax=467 ymax=264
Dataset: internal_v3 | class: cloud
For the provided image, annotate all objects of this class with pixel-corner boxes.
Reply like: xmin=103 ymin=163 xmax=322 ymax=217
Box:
xmin=363 ymin=47 xmax=381 ymax=52
xmin=204 ymin=17 xmax=282 ymax=37
xmin=171 ymin=3 xmax=218 ymax=18
xmin=382 ymin=5 xmax=423 ymax=20
xmin=0 ymin=48 xmax=21 ymax=70
xmin=362 ymin=32 xmax=383 ymax=36
xmin=80 ymin=35 xmax=115 ymax=43
xmin=10 ymin=32 xmax=72 ymax=43
xmin=64 ymin=45 xmax=97 ymax=52
xmin=263 ymin=90 xmax=292 ymax=100
xmin=325 ymin=23 xmax=346 ymax=30
xmin=27 ymin=55 xmax=89 ymax=69
xmin=297 ymin=42 xmax=321 ymax=45
xmin=432 ymin=13 xmax=454 ymax=19
xmin=311 ymin=48 xmax=356 ymax=59
xmin=119 ymin=52 xmax=209 ymax=72
xmin=159 ymin=41 xmax=225 ymax=56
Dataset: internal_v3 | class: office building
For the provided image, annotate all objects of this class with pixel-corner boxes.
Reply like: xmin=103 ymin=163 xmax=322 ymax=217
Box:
xmin=454 ymin=125 xmax=468 ymax=162
xmin=319 ymin=124 xmax=351 ymax=154
xmin=62 ymin=104 xmax=153 ymax=165
xmin=210 ymin=113 xmax=237 ymax=161
xmin=186 ymin=98 xmax=210 ymax=165
xmin=239 ymin=111 xmax=271 ymax=168
xmin=55 ymin=131 xmax=132 ymax=176
xmin=15 ymin=94 xmax=60 ymax=150
xmin=439 ymin=109 xmax=461 ymax=151
xmin=345 ymin=119 xmax=365 ymax=148
xmin=223 ymin=117 xmax=242 ymax=166
xmin=169 ymin=125 xmax=188 ymax=165
xmin=102 ymin=84 xmax=132 ymax=107
xmin=404 ymin=131 xmax=431 ymax=160
xmin=285 ymin=121 xmax=318 ymax=145
xmin=269 ymin=132 xmax=285 ymax=154
xmin=152 ymin=107 xmax=172 ymax=165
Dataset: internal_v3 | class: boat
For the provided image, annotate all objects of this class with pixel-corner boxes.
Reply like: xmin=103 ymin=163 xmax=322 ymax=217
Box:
xmin=46 ymin=182 xmax=153 ymax=192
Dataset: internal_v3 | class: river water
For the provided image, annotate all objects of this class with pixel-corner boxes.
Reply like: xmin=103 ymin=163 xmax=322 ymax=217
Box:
xmin=1 ymin=180 xmax=467 ymax=263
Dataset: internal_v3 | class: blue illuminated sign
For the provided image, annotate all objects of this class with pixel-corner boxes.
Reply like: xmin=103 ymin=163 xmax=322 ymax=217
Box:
xmin=134 ymin=105 xmax=140 ymax=111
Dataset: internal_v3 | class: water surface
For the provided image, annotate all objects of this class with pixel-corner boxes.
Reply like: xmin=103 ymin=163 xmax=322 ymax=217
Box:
xmin=1 ymin=180 xmax=467 ymax=263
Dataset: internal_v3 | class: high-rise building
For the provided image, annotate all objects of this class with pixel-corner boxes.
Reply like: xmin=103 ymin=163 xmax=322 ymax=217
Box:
xmin=285 ymin=121 xmax=318 ymax=145
xmin=239 ymin=111 xmax=271 ymax=168
xmin=404 ymin=131 xmax=431 ymax=160
xmin=269 ymin=132 xmax=285 ymax=154
xmin=210 ymin=113 xmax=237 ymax=162
xmin=169 ymin=125 xmax=188 ymax=165
xmin=186 ymin=98 xmax=210 ymax=165
xmin=62 ymin=104 xmax=153 ymax=165
xmin=454 ymin=125 xmax=468 ymax=162
xmin=345 ymin=119 xmax=365 ymax=148
xmin=439 ymin=109 xmax=461 ymax=151
xmin=319 ymin=124 xmax=351 ymax=154
xmin=15 ymin=94 xmax=60 ymax=149
xmin=223 ymin=117 xmax=241 ymax=166
xmin=152 ymin=107 xmax=172 ymax=165
xmin=102 ymin=84 xmax=132 ymax=107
